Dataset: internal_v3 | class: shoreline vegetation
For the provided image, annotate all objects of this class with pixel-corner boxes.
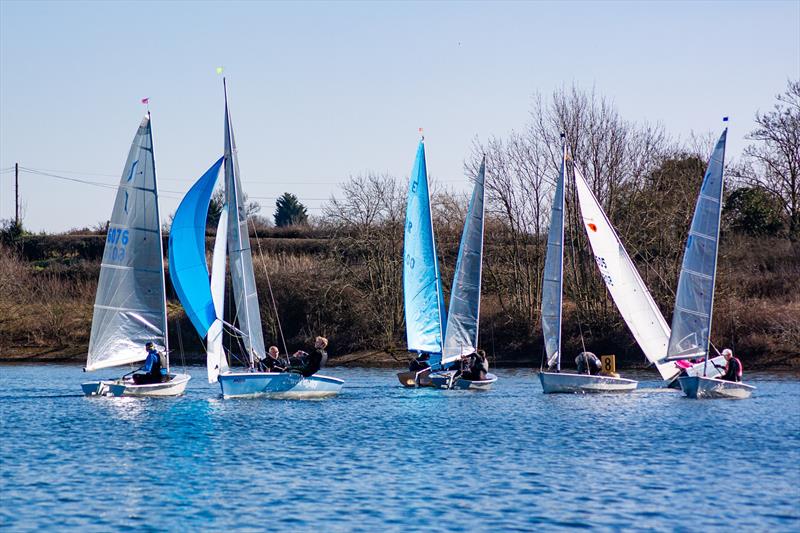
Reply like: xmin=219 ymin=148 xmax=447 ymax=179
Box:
xmin=1 ymin=83 xmax=798 ymax=371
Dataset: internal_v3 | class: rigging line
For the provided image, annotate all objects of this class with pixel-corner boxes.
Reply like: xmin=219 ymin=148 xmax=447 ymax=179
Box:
xmin=566 ymin=163 xmax=588 ymax=356
xmin=18 ymin=166 xmax=187 ymax=196
xmin=248 ymin=215 xmax=290 ymax=363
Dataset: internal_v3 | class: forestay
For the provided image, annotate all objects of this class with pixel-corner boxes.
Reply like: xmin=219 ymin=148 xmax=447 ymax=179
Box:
xmin=86 ymin=114 xmax=167 ymax=371
xmin=223 ymin=80 xmax=266 ymax=364
xmin=541 ymin=145 xmax=566 ymax=370
xmin=207 ymin=206 xmax=229 ymax=382
xmin=442 ymin=158 xmax=486 ymax=365
xmin=574 ymin=165 xmax=678 ymax=381
xmin=403 ymin=140 xmax=447 ymax=365
xmin=666 ymin=128 xmax=728 ymax=361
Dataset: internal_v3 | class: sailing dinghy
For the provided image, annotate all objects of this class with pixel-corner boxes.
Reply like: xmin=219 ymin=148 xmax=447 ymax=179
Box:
xmin=538 ymin=140 xmax=636 ymax=394
xmin=170 ymin=79 xmax=343 ymax=399
xmin=669 ymin=122 xmax=755 ymax=399
xmin=429 ymin=157 xmax=497 ymax=390
xmin=573 ymin=164 xmax=725 ymax=386
xmin=81 ymin=113 xmax=190 ymax=397
xmin=397 ymin=139 xmax=448 ymax=388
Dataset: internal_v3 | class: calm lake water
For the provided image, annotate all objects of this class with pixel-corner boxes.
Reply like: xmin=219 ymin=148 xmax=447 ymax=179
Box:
xmin=0 ymin=364 xmax=798 ymax=532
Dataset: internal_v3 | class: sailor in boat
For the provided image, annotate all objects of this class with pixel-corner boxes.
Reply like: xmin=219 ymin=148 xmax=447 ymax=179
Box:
xmin=288 ymin=336 xmax=329 ymax=377
xmin=575 ymin=351 xmax=602 ymax=375
xmin=714 ymin=348 xmax=743 ymax=382
xmin=408 ymin=352 xmax=431 ymax=373
xmin=460 ymin=350 xmax=489 ymax=381
xmin=258 ymin=345 xmax=286 ymax=372
xmin=132 ymin=342 xmax=167 ymax=385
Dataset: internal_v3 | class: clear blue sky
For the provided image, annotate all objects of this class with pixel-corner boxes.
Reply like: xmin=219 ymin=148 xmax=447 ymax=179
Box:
xmin=1 ymin=0 xmax=798 ymax=232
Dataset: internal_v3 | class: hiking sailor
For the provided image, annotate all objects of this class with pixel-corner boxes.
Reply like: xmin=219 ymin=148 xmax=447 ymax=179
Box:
xmin=133 ymin=342 xmax=167 ymax=384
xmin=288 ymin=336 xmax=329 ymax=377
xmin=461 ymin=350 xmax=489 ymax=381
xmin=715 ymin=348 xmax=743 ymax=382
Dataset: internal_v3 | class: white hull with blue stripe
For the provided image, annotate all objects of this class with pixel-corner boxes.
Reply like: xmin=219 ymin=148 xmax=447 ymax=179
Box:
xmin=539 ymin=371 xmax=637 ymax=394
xmin=218 ymin=371 xmax=344 ymax=399
xmin=678 ymin=376 xmax=754 ymax=399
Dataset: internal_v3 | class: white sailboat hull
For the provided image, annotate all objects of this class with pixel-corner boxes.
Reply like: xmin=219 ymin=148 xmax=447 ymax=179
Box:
xmin=539 ymin=371 xmax=637 ymax=394
xmin=678 ymin=376 xmax=754 ymax=399
xmin=105 ymin=374 xmax=191 ymax=397
xmin=430 ymin=370 xmax=497 ymax=390
xmin=218 ymin=371 xmax=344 ymax=399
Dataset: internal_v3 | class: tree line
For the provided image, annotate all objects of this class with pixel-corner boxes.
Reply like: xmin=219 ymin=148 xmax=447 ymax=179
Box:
xmin=1 ymin=80 xmax=797 ymax=367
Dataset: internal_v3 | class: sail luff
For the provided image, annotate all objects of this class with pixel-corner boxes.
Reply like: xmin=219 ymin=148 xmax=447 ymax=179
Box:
xmin=86 ymin=114 xmax=167 ymax=371
xmin=403 ymin=140 xmax=446 ymax=365
xmin=573 ymin=164 xmax=678 ymax=381
xmin=150 ymin=113 xmax=170 ymax=370
xmin=541 ymin=143 xmax=566 ymax=370
xmin=666 ymin=128 xmax=728 ymax=363
xmin=223 ymin=79 xmax=266 ymax=365
xmin=208 ymin=206 xmax=229 ymax=382
xmin=441 ymin=157 xmax=486 ymax=364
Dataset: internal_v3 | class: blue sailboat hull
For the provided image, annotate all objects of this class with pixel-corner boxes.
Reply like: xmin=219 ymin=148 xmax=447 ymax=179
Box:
xmin=678 ymin=376 xmax=754 ymax=399
xmin=218 ymin=372 xmax=344 ymax=399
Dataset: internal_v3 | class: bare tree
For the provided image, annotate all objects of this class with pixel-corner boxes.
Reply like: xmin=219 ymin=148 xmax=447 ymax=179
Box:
xmin=733 ymin=79 xmax=800 ymax=239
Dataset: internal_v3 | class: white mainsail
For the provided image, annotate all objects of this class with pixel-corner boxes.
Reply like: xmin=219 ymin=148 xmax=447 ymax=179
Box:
xmin=86 ymin=114 xmax=167 ymax=371
xmin=541 ymin=144 xmax=567 ymax=370
xmin=223 ymin=80 xmax=266 ymax=364
xmin=573 ymin=165 xmax=679 ymax=381
xmin=666 ymin=127 xmax=728 ymax=363
xmin=441 ymin=157 xmax=486 ymax=365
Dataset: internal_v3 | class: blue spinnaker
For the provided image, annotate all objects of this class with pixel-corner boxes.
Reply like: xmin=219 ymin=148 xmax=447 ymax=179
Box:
xmin=168 ymin=157 xmax=224 ymax=338
xmin=403 ymin=140 xmax=446 ymax=366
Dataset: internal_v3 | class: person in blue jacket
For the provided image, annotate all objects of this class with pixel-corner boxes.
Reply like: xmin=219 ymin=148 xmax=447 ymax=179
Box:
xmin=133 ymin=342 xmax=165 ymax=384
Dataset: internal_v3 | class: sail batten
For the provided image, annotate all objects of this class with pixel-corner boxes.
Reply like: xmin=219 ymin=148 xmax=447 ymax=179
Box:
xmin=666 ymin=128 xmax=728 ymax=362
xmin=574 ymin=164 xmax=678 ymax=381
xmin=403 ymin=141 xmax=446 ymax=365
xmin=442 ymin=158 xmax=486 ymax=364
xmin=541 ymin=145 xmax=567 ymax=370
xmin=86 ymin=115 xmax=167 ymax=371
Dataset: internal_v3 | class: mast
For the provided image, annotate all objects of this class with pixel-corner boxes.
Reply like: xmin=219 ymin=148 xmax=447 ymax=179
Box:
xmin=150 ymin=111 xmax=170 ymax=371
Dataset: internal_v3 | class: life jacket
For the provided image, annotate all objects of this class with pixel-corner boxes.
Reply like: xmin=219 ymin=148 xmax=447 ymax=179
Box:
xmin=734 ymin=357 xmax=743 ymax=378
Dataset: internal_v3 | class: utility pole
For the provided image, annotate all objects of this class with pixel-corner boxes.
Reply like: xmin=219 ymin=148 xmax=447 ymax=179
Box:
xmin=15 ymin=162 xmax=19 ymax=226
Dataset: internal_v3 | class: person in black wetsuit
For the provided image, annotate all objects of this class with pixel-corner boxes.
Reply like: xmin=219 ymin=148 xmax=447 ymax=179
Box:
xmin=258 ymin=346 xmax=285 ymax=372
xmin=575 ymin=351 xmax=601 ymax=375
xmin=409 ymin=353 xmax=431 ymax=373
xmin=461 ymin=350 xmax=488 ymax=381
xmin=288 ymin=336 xmax=329 ymax=377
xmin=716 ymin=348 xmax=743 ymax=382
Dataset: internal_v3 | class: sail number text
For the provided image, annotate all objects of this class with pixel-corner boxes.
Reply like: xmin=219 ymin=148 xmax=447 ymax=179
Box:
xmin=107 ymin=227 xmax=130 ymax=261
